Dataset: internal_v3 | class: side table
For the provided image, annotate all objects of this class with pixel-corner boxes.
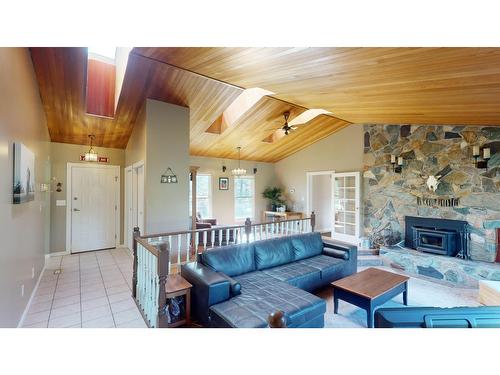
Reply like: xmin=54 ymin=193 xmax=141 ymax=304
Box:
xmin=166 ymin=274 xmax=192 ymax=327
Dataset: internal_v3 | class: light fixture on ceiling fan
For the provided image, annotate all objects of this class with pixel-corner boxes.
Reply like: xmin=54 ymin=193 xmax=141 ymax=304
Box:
xmin=280 ymin=111 xmax=297 ymax=135
xmin=231 ymin=147 xmax=247 ymax=176
xmin=84 ymin=134 xmax=98 ymax=162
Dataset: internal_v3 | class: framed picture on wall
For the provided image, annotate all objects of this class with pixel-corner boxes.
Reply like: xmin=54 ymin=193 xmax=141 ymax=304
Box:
xmin=219 ymin=177 xmax=229 ymax=190
xmin=13 ymin=142 xmax=35 ymax=204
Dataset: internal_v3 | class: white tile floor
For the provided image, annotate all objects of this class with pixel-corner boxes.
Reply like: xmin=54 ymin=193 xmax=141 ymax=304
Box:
xmin=22 ymin=248 xmax=147 ymax=328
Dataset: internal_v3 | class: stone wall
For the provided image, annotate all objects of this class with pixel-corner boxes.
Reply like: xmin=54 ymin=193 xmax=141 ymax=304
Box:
xmin=363 ymin=124 xmax=500 ymax=262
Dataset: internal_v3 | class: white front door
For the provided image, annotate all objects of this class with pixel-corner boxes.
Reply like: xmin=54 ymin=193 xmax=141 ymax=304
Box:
xmin=70 ymin=165 xmax=119 ymax=253
xmin=332 ymin=172 xmax=361 ymax=244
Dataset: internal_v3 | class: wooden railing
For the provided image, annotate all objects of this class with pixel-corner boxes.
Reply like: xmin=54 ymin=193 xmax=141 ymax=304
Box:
xmin=132 ymin=213 xmax=315 ymax=327
xmin=137 ymin=213 xmax=315 ymax=274
xmin=132 ymin=232 xmax=169 ymax=328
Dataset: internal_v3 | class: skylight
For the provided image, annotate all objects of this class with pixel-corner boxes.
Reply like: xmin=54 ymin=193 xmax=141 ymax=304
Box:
xmin=288 ymin=109 xmax=332 ymax=126
xmin=88 ymin=47 xmax=117 ymax=63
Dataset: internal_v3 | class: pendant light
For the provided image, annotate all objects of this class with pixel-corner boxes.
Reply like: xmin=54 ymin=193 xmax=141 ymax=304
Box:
xmin=84 ymin=135 xmax=98 ymax=162
xmin=231 ymin=147 xmax=247 ymax=176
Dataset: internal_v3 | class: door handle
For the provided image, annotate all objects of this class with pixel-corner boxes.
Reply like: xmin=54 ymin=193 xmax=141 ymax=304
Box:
xmin=73 ymin=208 xmax=80 ymax=212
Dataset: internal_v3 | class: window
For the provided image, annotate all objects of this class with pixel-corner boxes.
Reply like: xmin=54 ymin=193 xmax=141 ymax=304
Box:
xmin=234 ymin=176 xmax=255 ymax=220
xmin=189 ymin=174 xmax=212 ymax=219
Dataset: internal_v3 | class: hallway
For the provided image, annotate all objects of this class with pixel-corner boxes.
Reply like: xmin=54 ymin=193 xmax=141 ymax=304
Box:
xmin=22 ymin=248 xmax=146 ymax=328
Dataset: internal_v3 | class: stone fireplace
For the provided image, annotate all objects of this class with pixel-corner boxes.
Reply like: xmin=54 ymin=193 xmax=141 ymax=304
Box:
xmin=363 ymin=124 xmax=499 ymax=263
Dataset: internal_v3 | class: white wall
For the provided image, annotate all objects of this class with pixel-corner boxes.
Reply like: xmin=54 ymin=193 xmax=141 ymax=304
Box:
xmin=274 ymin=125 xmax=364 ymax=212
xmin=190 ymin=156 xmax=278 ymax=225
xmin=0 ymin=48 xmax=51 ymax=327
xmin=145 ymin=99 xmax=190 ymax=234
xmin=311 ymin=174 xmax=333 ymax=232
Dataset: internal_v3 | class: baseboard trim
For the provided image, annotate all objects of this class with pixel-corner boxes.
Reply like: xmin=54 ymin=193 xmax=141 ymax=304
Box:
xmin=46 ymin=251 xmax=70 ymax=259
xmin=17 ymin=256 xmax=46 ymax=328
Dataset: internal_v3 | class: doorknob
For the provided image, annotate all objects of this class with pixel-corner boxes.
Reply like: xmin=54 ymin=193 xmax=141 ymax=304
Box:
xmin=73 ymin=208 xmax=80 ymax=212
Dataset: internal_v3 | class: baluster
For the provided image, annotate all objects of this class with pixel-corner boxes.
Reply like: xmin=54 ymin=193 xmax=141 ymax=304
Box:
xmin=281 ymin=221 xmax=284 ymax=235
xmin=203 ymin=230 xmax=207 ymax=252
xmin=211 ymin=229 xmax=215 ymax=248
xmin=252 ymin=226 xmax=256 ymax=243
xmin=226 ymin=228 xmax=230 ymax=245
xmin=157 ymin=243 xmax=169 ymax=328
xmin=167 ymin=236 xmax=172 ymax=273
xmin=186 ymin=232 xmax=191 ymax=263
xmin=177 ymin=234 xmax=182 ymax=269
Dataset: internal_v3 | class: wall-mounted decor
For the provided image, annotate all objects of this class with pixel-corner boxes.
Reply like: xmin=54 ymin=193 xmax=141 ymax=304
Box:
xmin=417 ymin=197 xmax=460 ymax=207
xmin=161 ymin=167 xmax=178 ymax=183
xmin=13 ymin=142 xmax=35 ymax=204
xmin=219 ymin=177 xmax=229 ymax=190
xmin=472 ymin=145 xmax=492 ymax=169
xmin=389 ymin=154 xmax=404 ymax=173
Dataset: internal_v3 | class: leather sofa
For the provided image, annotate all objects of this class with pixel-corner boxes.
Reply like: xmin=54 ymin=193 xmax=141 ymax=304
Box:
xmin=181 ymin=232 xmax=357 ymax=328
xmin=374 ymin=306 xmax=500 ymax=328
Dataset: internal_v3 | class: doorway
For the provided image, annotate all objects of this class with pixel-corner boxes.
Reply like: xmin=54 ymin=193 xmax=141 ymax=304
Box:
xmin=307 ymin=170 xmax=361 ymax=244
xmin=306 ymin=171 xmax=334 ymax=234
xmin=66 ymin=163 xmax=120 ymax=253
xmin=124 ymin=161 xmax=145 ymax=250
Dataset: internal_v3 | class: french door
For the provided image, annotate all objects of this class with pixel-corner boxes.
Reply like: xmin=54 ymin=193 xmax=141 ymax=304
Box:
xmin=332 ymin=172 xmax=361 ymax=244
xmin=68 ymin=164 xmax=120 ymax=253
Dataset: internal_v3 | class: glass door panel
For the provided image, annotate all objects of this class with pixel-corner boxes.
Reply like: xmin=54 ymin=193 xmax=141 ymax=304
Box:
xmin=332 ymin=172 xmax=360 ymax=244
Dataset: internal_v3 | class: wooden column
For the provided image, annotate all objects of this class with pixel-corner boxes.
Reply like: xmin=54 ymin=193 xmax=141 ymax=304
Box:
xmin=132 ymin=227 xmax=140 ymax=299
xmin=157 ymin=243 xmax=169 ymax=328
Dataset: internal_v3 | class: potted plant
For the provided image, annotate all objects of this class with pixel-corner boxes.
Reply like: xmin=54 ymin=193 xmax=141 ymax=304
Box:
xmin=262 ymin=187 xmax=285 ymax=211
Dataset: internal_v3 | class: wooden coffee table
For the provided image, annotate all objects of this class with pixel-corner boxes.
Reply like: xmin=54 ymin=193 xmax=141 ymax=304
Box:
xmin=331 ymin=268 xmax=409 ymax=328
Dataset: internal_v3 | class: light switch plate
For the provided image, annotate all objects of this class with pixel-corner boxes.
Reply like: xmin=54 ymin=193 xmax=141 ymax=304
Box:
xmin=56 ymin=200 xmax=66 ymax=207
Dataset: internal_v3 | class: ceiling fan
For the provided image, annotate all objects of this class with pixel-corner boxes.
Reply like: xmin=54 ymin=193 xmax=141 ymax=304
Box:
xmin=277 ymin=111 xmax=297 ymax=135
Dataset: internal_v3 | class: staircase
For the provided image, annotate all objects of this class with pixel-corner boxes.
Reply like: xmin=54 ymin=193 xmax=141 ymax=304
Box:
xmin=357 ymin=248 xmax=383 ymax=267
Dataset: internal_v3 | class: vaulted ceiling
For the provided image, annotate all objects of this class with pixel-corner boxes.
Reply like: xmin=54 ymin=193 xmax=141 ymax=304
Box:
xmin=30 ymin=47 xmax=500 ymax=162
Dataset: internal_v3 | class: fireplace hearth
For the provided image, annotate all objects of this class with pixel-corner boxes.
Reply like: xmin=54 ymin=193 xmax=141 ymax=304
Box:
xmin=405 ymin=216 xmax=469 ymax=259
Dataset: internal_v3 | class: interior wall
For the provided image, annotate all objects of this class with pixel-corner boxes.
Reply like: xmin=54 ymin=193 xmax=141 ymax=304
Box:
xmin=49 ymin=142 xmax=125 ymax=253
xmin=190 ymin=156 xmax=278 ymax=224
xmin=0 ymin=48 xmax=50 ymax=327
xmin=274 ymin=125 xmax=364 ymax=214
xmin=145 ymin=99 xmax=190 ymax=234
xmin=125 ymin=104 xmax=146 ymax=167
xmin=311 ymin=174 xmax=333 ymax=232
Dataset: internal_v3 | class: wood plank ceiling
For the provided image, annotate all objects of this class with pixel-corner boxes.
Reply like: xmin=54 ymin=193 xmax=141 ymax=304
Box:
xmin=135 ymin=47 xmax=500 ymax=126
xmin=30 ymin=47 xmax=500 ymax=163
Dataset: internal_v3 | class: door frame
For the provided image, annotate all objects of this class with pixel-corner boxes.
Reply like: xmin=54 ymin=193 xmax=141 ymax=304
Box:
xmin=66 ymin=163 xmax=121 ymax=253
xmin=124 ymin=165 xmax=133 ymax=250
xmin=306 ymin=170 xmax=335 ymax=233
xmin=124 ymin=160 xmax=145 ymax=249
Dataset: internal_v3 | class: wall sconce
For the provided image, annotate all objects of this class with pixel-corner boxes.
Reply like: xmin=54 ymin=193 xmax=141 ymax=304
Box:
xmin=222 ymin=165 xmax=227 ymax=173
xmin=56 ymin=182 xmax=63 ymax=192
xmin=473 ymin=145 xmax=491 ymax=169
xmin=253 ymin=167 xmax=258 ymax=174
xmin=390 ymin=154 xmax=403 ymax=173
xmin=161 ymin=168 xmax=178 ymax=183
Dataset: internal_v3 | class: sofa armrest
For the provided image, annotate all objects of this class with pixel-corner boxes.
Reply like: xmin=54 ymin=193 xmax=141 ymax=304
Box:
xmin=201 ymin=219 xmax=217 ymax=225
xmin=321 ymin=237 xmax=358 ymax=275
xmin=196 ymin=222 xmax=212 ymax=229
xmin=217 ymin=272 xmax=242 ymax=296
xmin=180 ymin=262 xmax=231 ymax=326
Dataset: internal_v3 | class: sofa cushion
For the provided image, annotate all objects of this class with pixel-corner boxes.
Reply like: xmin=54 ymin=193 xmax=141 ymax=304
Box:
xmin=209 ymin=271 xmax=326 ymax=328
xmin=291 ymin=232 xmax=324 ymax=261
xmin=262 ymin=262 xmax=321 ymax=291
xmin=200 ymin=243 xmax=255 ymax=277
xmin=254 ymin=237 xmax=295 ymax=270
xmin=296 ymin=255 xmax=345 ymax=281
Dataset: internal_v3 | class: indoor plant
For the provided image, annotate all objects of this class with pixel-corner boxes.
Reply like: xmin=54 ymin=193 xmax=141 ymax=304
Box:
xmin=262 ymin=186 xmax=285 ymax=211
